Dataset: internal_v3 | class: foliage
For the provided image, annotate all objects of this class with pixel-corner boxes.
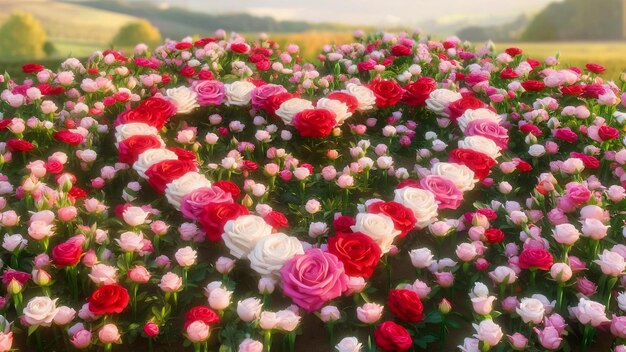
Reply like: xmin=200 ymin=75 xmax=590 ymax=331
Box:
xmin=0 ymin=11 xmax=47 ymax=60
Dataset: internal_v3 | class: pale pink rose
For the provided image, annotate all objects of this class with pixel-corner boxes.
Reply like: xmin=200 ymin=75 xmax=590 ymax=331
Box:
xmin=238 ymin=338 xmax=263 ymax=352
xmin=409 ymin=248 xmax=433 ymax=269
xmin=159 ymin=272 xmax=182 ymax=292
xmin=275 ymin=309 xmax=301 ymax=331
xmin=420 ymin=175 xmax=463 ymax=209
xmin=116 ymin=232 xmax=144 ymax=252
xmin=122 ymin=206 xmax=150 ymax=226
xmin=571 ymin=298 xmax=610 ymax=326
xmin=259 ymin=311 xmax=280 ymax=330
xmin=258 ymin=276 xmax=276 ymax=294
xmin=57 ymin=206 xmax=78 ymax=222
xmin=455 ymin=242 xmax=478 ymax=262
xmin=516 ymin=298 xmax=545 ymax=324
xmin=594 ymin=250 xmax=626 ymax=276
xmin=128 ymin=265 xmax=151 ymax=284
xmin=208 ymin=288 xmax=232 ymax=311
xmin=98 ymin=324 xmax=120 ymax=344
xmin=472 ymin=296 xmax=496 ymax=315
xmin=580 ymin=218 xmax=609 ymax=240
xmin=550 ymin=263 xmax=572 ymax=282
xmin=70 ymin=329 xmax=91 ymax=349
xmin=356 ymin=303 xmax=383 ymax=324
xmin=473 ymin=319 xmax=503 ymax=346
xmin=215 ymin=257 xmax=235 ymax=274
xmin=411 ymin=279 xmax=431 ymax=298
xmin=150 ymin=220 xmax=169 ymax=236
xmin=174 ymin=246 xmax=197 ymax=267
xmin=552 ymin=223 xmax=580 ymax=245
xmin=488 ymin=266 xmax=517 ymax=284
xmin=320 ymin=305 xmax=341 ymax=322
xmin=88 ymin=264 xmax=118 ymax=285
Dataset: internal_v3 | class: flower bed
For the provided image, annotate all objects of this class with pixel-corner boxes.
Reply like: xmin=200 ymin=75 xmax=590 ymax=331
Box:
xmin=0 ymin=31 xmax=625 ymax=352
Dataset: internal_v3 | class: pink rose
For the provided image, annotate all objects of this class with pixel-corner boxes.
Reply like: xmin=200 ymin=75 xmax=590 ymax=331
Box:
xmin=98 ymin=324 xmax=120 ymax=344
xmin=251 ymin=84 xmax=288 ymax=110
xmin=464 ymin=119 xmax=509 ymax=149
xmin=534 ymin=326 xmax=562 ymax=350
xmin=419 ymin=175 xmax=463 ymax=210
xmin=70 ymin=329 xmax=91 ymax=349
xmin=280 ymin=248 xmax=348 ymax=312
xmin=180 ymin=186 xmax=234 ymax=220
xmin=191 ymin=80 xmax=225 ymax=106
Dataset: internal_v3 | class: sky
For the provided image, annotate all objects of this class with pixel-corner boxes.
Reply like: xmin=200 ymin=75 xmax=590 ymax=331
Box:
xmin=169 ymin=0 xmax=561 ymax=27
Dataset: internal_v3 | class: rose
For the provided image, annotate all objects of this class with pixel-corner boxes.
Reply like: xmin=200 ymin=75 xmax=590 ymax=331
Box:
xmin=98 ymin=324 xmax=120 ymax=344
xmin=343 ymin=83 xmax=376 ymax=111
xmin=464 ymin=119 xmax=509 ymax=150
xmin=519 ymin=248 xmax=554 ymax=270
xmin=53 ymin=130 xmax=84 ymax=146
xmin=175 ymin=246 xmax=198 ymax=267
xmin=316 ymin=98 xmax=351 ymax=125
xmin=516 ymin=298 xmax=545 ymax=324
xmin=88 ymin=284 xmax=130 ymax=315
xmin=224 ymin=81 xmax=256 ymax=106
xmin=239 ymin=338 xmax=264 ymax=352
xmin=122 ymin=206 xmax=149 ymax=226
xmin=139 ymin=96 xmax=177 ymax=120
xmin=328 ymin=232 xmax=382 ymax=278
xmin=572 ymin=298 xmax=610 ymax=327
xmin=6 ymin=139 xmax=35 ymax=152
xmin=431 ymin=162 xmax=476 ymax=192
xmin=554 ymin=128 xmax=578 ymax=143
xmin=367 ymin=201 xmax=416 ymax=238
xmin=159 ymin=272 xmax=182 ymax=293
xmin=263 ymin=211 xmax=289 ymax=229
xmin=552 ymin=223 xmax=580 ymax=245
xmin=448 ymin=96 xmax=486 ymax=122
xmin=458 ymin=136 xmax=501 ymax=159
xmin=275 ymin=309 xmax=301 ymax=331
xmin=222 ymin=215 xmax=271 ymax=258
xmin=164 ymin=172 xmax=212 ymax=209
xmin=114 ymin=123 xmax=159 ymax=145
xmin=144 ymin=159 xmax=198 ymax=194
xmin=484 ymin=228 xmax=504 ymax=244
xmin=368 ymin=79 xmax=404 ymax=108
xmin=184 ymin=306 xmax=220 ymax=329
xmin=88 ymin=264 xmax=118 ymax=285
xmin=248 ymin=233 xmax=304 ymax=277
xmin=393 ymin=186 xmax=438 ymax=229
xmin=52 ymin=239 xmax=82 ymax=267
xmin=473 ymin=319 xmax=503 ymax=346
xmin=115 ymin=108 xmax=168 ymax=129
xmin=213 ymin=180 xmax=241 ymax=199
xmin=280 ymin=248 xmax=348 ymax=312
xmin=335 ymin=337 xmax=362 ymax=352
xmin=594 ymin=250 xmax=626 ymax=276
xmin=419 ymin=175 xmax=463 ymax=210
xmin=180 ymin=186 xmax=233 ymax=221
xmin=292 ymin=109 xmax=337 ymax=138
xmin=488 ymin=266 xmax=517 ymax=284
xmin=425 ymin=89 xmax=462 ymax=116
xmin=191 ymin=80 xmax=225 ymax=106
xmin=327 ymin=91 xmax=359 ymax=112
xmin=118 ymin=135 xmax=164 ymax=164
xmin=251 ymin=84 xmax=287 ymax=110
xmin=373 ymin=321 xmax=412 ymax=352
xmin=448 ymin=148 xmax=496 ymax=180
xmin=402 ymin=77 xmax=436 ymax=106
xmin=185 ymin=321 xmax=209 ymax=343
xmin=22 ymin=296 xmax=59 ymax=326
xmin=237 ymin=298 xmax=263 ymax=322
xmin=333 ymin=216 xmax=356 ymax=233
xmin=200 ymin=202 xmax=250 ymax=242
xmin=165 ymin=86 xmax=199 ymax=114
xmin=388 ymin=289 xmax=424 ymax=323
xmin=133 ymin=148 xmax=178 ymax=179
xmin=356 ymin=303 xmax=384 ymax=324
xmin=53 ymin=306 xmax=76 ymax=325
xmin=350 ymin=213 xmax=400 ymax=254
xmin=275 ymin=98 xmax=315 ymax=125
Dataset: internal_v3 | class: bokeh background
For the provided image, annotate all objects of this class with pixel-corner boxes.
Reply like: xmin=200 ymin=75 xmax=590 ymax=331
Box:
xmin=1 ymin=0 xmax=625 ymax=79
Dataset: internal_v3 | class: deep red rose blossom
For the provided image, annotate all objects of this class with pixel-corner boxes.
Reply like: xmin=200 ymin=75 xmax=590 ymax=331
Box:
xmin=184 ymin=306 xmax=220 ymax=329
xmin=88 ymin=284 xmax=130 ymax=315
xmin=145 ymin=160 xmax=198 ymax=193
xmin=368 ymin=79 xmax=404 ymax=108
xmin=388 ymin=289 xmax=424 ymax=323
xmin=52 ymin=240 xmax=83 ymax=267
xmin=292 ymin=109 xmax=336 ymax=138
xmin=199 ymin=202 xmax=249 ymax=241
xmin=519 ymin=247 xmax=553 ymax=271
xmin=327 ymin=232 xmax=382 ymax=278
xmin=368 ymin=201 xmax=416 ymax=238
xmin=374 ymin=321 xmax=413 ymax=352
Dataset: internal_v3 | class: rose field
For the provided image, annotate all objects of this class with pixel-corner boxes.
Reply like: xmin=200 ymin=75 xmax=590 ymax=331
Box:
xmin=0 ymin=29 xmax=625 ymax=352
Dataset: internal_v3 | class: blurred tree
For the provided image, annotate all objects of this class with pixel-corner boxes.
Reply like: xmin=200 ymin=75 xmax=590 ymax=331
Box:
xmin=0 ymin=11 xmax=47 ymax=60
xmin=43 ymin=41 xmax=57 ymax=57
xmin=112 ymin=20 xmax=162 ymax=49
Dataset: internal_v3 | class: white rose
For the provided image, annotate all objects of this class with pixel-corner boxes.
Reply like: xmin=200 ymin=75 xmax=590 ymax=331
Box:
xmin=458 ymin=136 xmax=501 ymax=159
xmin=23 ymin=296 xmax=59 ymax=327
xmin=425 ymin=89 xmax=462 ymax=116
xmin=237 ymin=297 xmax=263 ymax=322
xmin=223 ymin=215 xmax=272 ymax=259
xmin=316 ymin=98 xmax=352 ymax=125
xmin=488 ymin=266 xmax=517 ymax=284
xmin=114 ymin=123 xmax=160 ymax=146
xmin=164 ymin=172 xmax=212 ymax=209
xmin=133 ymin=148 xmax=178 ymax=179
xmin=165 ymin=86 xmax=199 ymax=114
xmin=275 ymin=98 xmax=314 ymax=125
xmin=431 ymin=162 xmax=476 ymax=192
xmin=457 ymin=108 xmax=502 ymax=132
xmin=248 ymin=233 xmax=304 ymax=277
xmin=393 ymin=187 xmax=438 ymax=229
xmin=528 ymin=144 xmax=546 ymax=157
xmin=343 ymin=83 xmax=375 ymax=111
xmin=350 ymin=213 xmax=400 ymax=254
xmin=225 ymin=80 xmax=256 ymax=106
xmin=335 ymin=336 xmax=363 ymax=352
xmin=516 ymin=298 xmax=545 ymax=324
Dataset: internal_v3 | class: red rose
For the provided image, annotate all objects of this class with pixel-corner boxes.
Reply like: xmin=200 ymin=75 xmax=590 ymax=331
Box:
xmin=230 ymin=43 xmax=249 ymax=53
xmin=368 ymin=201 xmax=416 ymax=238
xmin=327 ymin=91 xmax=359 ymax=113
xmin=519 ymin=247 xmax=553 ymax=271
xmin=165 ymin=147 xmax=196 ymax=162
xmin=37 ymin=83 xmax=65 ymax=96
xmin=374 ymin=321 xmax=413 ymax=352
xmin=264 ymin=92 xmax=295 ymax=115
xmin=448 ymin=148 xmax=496 ymax=180
xmin=554 ymin=128 xmax=578 ymax=143
xmin=402 ymin=77 xmax=436 ymax=107
xmin=484 ymin=228 xmax=504 ymax=244
xmin=88 ymin=284 xmax=130 ymax=315
xmin=505 ymin=47 xmax=522 ymax=57
xmin=293 ymin=109 xmax=336 ymax=138
xmin=388 ymin=289 xmax=424 ymax=323
xmin=527 ymin=58 xmax=541 ymax=69
xmin=519 ymin=124 xmax=542 ymax=136
xmin=68 ymin=186 xmax=88 ymax=201
xmin=115 ymin=108 xmax=168 ymax=129
xmin=447 ymin=95 xmax=485 ymax=122
xmin=194 ymin=37 xmax=217 ymax=47
xmin=263 ymin=211 xmax=289 ymax=229
xmin=7 ymin=139 xmax=35 ymax=152
xmin=390 ymin=44 xmax=412 ymax=56
xmin=585 ymin=63 xmax=605 ymax=74
xmin=499 ymin=67 xmax=518 ymax=79
xmin=184 ymin=306 xmax=220 ymax=329
xmin=560 ymin=85 xmax=583 ymax=96
xmin=53 ymin=130 xmax=84 ymax=146
xmin=45 ymin=159 xmax=63 ymax=174
xmin=598 ymin=126 xmax=619 ymax=141
xmin=368 ymin=79 xmax=403 ymax=108
xmin=0 ymin=120 xmax=10 ymax=130
xmin=213 ymin=180 xmax=241 ymax=199
xmin=521 ymin=80 xmax=545 ymax=92
xmin=396 ymin=179 xmax=421 ymax=189
xmin=515 ymin=159 xmax=533 ymax=172
xmin=138 ymin=97 xmax=177 ymax=120
xmin=327 ymin=232 xmax=381 ymax=278
xmin=22 ymin=63 xmax=44 ymax=73
xmin=357 ymin=59 xmax=376 ymax=72
xmin=175 ymin=42 xmax=193 ymax=50
xmin=118 ymin=135 xmax=163 ymax=164
xmin=145 ymin=160 xmax=198 ymax=193
xmin=180 ymin=65 xmax=196 ymax=77
xmin=2 ymin=269 xmax=30 ymax=286
xmin=333 ymin=216 xmax=355 ymax=233
xmin=52 ymin=240 xmax=82 ymax=267
xmin=199 ymin=202 xmax=249 ymax=241
xmin=570 ymin=152 xmax=600 ymax=169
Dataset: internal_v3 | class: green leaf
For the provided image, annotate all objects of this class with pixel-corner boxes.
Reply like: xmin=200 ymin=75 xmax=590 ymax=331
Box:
xmin=27 ymin=325 xmax=38 ymax=336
